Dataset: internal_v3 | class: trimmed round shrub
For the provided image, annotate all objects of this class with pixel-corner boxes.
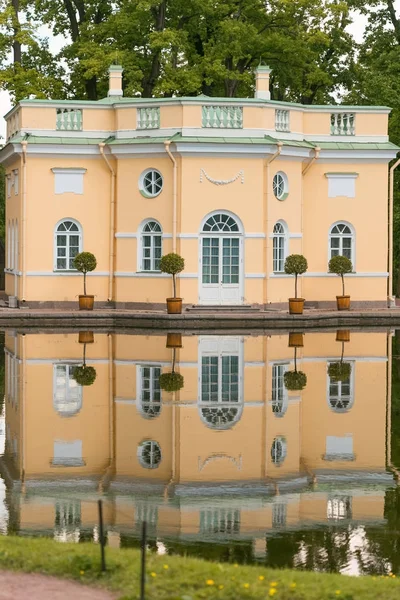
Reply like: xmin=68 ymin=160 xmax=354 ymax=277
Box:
xmin=328 ymin=255 xmax=353 ymax=276
xmin=159 ymin=253 xmax=185 ymax=275
xmin=73 ymin=252 xmax=97 ymax=273
xmin=159 ymin=372 xmax=184 ymax=392
xmin=327 ymin=361 xmax=352 ymax=382
xmin=284 ymin=370 xmax=307 ymax=391
xmin=73 ymin=365 xmax=97 ymax=386
xmin=284 ymin=254 xmax=308 ymax=276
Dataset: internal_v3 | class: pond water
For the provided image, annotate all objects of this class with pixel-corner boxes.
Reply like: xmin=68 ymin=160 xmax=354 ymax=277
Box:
xmin=0 ymin=328 xmax=400 ymax=575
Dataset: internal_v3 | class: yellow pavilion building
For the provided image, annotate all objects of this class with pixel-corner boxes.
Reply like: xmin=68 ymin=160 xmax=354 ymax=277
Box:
xmin=0 ymin=66 xmax=398 ymax=308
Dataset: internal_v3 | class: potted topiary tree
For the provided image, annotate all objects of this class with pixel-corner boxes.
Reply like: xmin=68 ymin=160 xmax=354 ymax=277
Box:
xmin=284 ymin=254 xmax=308 ymax=314
xmin=328 ymin=255 xmax=353 ymax=311
xmin=159 ymin=253 xmax=185 ymax=314
xmin=73 ymin=365 xmax=97 ymax=386
xmin=73 ymin=252 xmax=97 ymax=310
xmin=159 ymin=340 xmax=184 ymax=392
xmin=284 ymin=345 xmax=307 ymax=391
xmin=328 ymin=332 xmax=352 ymax=382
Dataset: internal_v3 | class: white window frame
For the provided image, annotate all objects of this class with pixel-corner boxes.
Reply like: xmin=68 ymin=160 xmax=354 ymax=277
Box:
xmin=54 ymin=218 xmax=83 ymax=271
xmin=53 ymin=364 xmax=83 ymax=417
xmin=137 ymin=440 xmax=162 ymax=469
xmin=271 ymin=363 xmax=289 ymax=417
xmin=272 ymin=221 xmax=288 ymax=273
xmin=328 ymin=221 xmax=355 ymax=267
xmin=136 ymin=365 xmax=162 ymax=419
xmin=139 ymin=219 xmax=163 ymax=272
xmin=272 ymin=171 xmax=289 ymax=201
xmin=271 ymin=436 xmax=287 ymax=466
xmin=326 ymin=360 xmax=354 ymax=413
xmin=139 ymin=168 xmax=163 ymax=198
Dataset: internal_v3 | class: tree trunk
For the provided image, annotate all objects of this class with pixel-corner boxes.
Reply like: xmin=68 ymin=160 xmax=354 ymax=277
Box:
xmin=172 ymin=273 xmax=176 ymax=298
xmin=295 ymin=274 xmax=298 ymax=299
xmin=341 ymin=273 xmax=345 ymax=296
xmin=142 ymin=0 xmax=166 ymax=97
xmin=83 ymin=272 xmax=87 ymax=296
xmin=12 ymin=0 xmax=21 ymax=64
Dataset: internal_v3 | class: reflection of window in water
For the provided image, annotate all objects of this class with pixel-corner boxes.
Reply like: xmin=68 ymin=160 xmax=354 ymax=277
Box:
xmin=134 ymin=502 xmax=158 ymax=532
xmin=53 ymin=364 xmax=82 ymax=417
xmin=328 ymin=367 xmax=353 ymax=413
xmin=200 ymin=354 xmax=242 ymax=429
xmin=54 ymin=500 xmax=81 ymax=543
xmin=271 ymin=437 xmax=287 ymax=466
xmin=6 ymin=353 xmax=19 ymax=409
xmin=327 ymin=496 xmax=352 ymax=520
xmin=138 ymin=366 xmax=161 ymax=419
xmin=137 ymin=440 xmax=162 ymax=469
xmin=324 ymin=435 xmax=354 ymax=462
xmin=272 ymin=364 xmax=288 ymax=417
xmin=200 ymin=509 xmax=240 ymax=535
xmin=272 ymin=502 xmax=287 ymax=528
xmin=52 ymin=440 xmax=85 ymax=467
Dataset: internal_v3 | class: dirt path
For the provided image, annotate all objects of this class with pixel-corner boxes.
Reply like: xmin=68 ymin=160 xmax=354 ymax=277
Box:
xmin=0 ymin=571 xmax=116 ymax=599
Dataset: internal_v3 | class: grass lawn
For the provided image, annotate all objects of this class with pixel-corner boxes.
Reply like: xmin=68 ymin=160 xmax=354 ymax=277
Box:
xmin=0 ymin=536 xmax=397 ymax=599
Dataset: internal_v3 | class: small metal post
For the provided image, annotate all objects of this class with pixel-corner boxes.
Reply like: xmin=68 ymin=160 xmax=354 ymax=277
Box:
xmin=98 ymin=499 xmax=106 ymax=572
xmin=140 ymin=521 xmax=147 ymax=600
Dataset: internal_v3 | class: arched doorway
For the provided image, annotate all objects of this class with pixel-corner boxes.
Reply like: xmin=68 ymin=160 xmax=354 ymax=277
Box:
xmin=199 ymin=212 xmax=243 ymax=305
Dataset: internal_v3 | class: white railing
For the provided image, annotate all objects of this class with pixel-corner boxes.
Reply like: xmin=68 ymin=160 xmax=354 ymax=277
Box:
xmin=330 ymin=112 xmax=355 ymax=136
xmin=56 ymin=108 xmax=83 ymax=131
xmin=137 ymin=107 xmax=160 ymax=129
xmin=202 ymin=105 xmax=243 ymax=129
xmin=275 ymin=109 xmax=290 ymax=132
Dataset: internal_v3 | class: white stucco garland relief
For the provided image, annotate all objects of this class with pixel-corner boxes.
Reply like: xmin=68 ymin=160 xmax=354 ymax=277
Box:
xmin=200 ymin=168 xmax=244 ymax=185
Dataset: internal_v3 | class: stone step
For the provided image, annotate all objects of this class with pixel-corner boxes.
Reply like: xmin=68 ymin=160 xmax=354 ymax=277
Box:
xmin=186 ymin=304 xmax=261 ymax=313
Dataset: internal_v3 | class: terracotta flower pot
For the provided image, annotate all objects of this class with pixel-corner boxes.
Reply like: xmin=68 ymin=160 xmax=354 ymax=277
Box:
xmin=288 ymin=298 xmax=305 ymax=315
xmin=166 ymin=298 xmax=182 ymax=314
xmin=336 ymin=296 xmax=350 ymax=311
xmin=335 ymin=330 xmax=350 ymax=343
xmin=78 ymin=331 xmax=94 ymax=344
xmin=78 ymin=295 xmax=94 ymax=310
xmin=166 ymin=333 xmax=183 ymax=348
xmin=288 ymin=332 xmax=304 ymax=348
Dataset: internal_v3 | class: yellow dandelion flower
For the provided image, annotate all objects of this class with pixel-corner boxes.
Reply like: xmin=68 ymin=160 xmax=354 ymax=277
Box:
xmin=258 ymin=575 xmax=265 ymax=581
xmin=335 ymin=591 xmax=341 ymax=596
xmin=234 ymin=563 xmax=239 ymax=568
xmin=80 ymin=570 xmax=85 ymax=576
xmin=270 ymin=582 xmax=278 ymax=587
xmin=206 ymin=579 xmax=214 ymax=586
xmin=150 ymin=572 xmax=157 ymax=578
xmin=290 ymin=582 xmax=297 ymax=589
xmin=243 ymin=583 xmax=250 ymax=589
xmin=218 ymin=585 xmax=224 ymax=590
xmin=163 ymin=564 xmax=169 ymax=570
xmin=269 ymin=589 xmax=277 ymax=597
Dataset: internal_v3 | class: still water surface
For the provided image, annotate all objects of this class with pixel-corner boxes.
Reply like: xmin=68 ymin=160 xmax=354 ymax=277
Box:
xmin=0 ymin=328 xmax=399 ymax=575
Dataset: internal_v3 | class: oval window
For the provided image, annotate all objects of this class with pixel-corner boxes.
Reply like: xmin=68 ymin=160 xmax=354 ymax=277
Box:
xmin=273 ymin=172 xmax=289 ymax=201
xmin=139 ymin=169 xmax=163 ymax=198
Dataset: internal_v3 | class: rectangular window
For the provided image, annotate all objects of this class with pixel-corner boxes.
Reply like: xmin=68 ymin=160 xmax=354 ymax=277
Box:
xmin=200 ymin=509 xmax=240 ymax=534
xmin=201 ymin=355 xmax=239 ymax=403
xmin=139 ymin=366 xmax=161 ymax=417
xmin=202 ymin=238 xmax=219 ymax=284
xmin=52 ymin=440 xmax=85 ymax=467
xmin=324 ymin=435 xmax=354 ymax=461
xmin=273 ymin=236 xmax=285 ymax=272
xmin=142 ymin=234 xmax=162 ymax=271
xmin=272 ymin=503 xmax=287 ymax=528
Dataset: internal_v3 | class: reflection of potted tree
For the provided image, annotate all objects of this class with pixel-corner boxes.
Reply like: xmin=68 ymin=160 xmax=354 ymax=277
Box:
xmin=336 ymin=330 xmax=350 ymax=343
xmin=73 ymin=333 xmax=97 ymax=386
xmin=328 ymin=255 xmax=352 ymax=311
xmin=284 ymin=346 xmax=307 ymax=391
xmin=166 ymin=333 xmax=182 ymax=349
xmin=288 ymin=332 xmax=304 ymax=348
xmin=284 ymin=255 xmax=308 ymax=315
xmin=159 ymin=253 xmax=185 ymax=314
xmin=73 ymin=252 xmax=97 ymax=311
xmin=328 ymin=335 xmax=352 ymax=382
xmin=159 ymin=340 xmax=184 ymax=393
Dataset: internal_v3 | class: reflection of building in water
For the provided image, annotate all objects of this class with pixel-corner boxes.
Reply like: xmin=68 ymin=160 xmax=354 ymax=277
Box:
xmin=0 ymin=330 xmax=393 ymax=557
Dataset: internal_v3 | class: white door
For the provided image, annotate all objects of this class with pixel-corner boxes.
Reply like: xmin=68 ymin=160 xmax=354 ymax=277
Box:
xmin=200 ymin=236 xmax=241 ymax=305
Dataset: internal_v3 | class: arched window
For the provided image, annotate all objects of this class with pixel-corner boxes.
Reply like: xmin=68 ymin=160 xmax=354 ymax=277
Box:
xmin=328 ymin=364 xmax=353 ymax=413
xmin=271 ymin=364 xmax=288 ymax=417
xmin=137 ymin=440 xmax=162 ymax=469
xmin=55 ymin=219 xmax=82 ymax=271
xmin=141 ymin=220 xmax=162 ymax=271
xmin=329 ymin=223 xmax=354 ymax=263
xmin=327 ymin=496 xmax=352 ymax=520
xmin=271 ymin=436 xmax=287 ymax=466
xmin=273 ymin=222 xmax=287 ymax=273
xmin=137 ymin=366 xmax=162 ymax=419
xmin=53 ymin=364 xmax=82 ymax=417
xmin=202 ymin=213 xmax=240 ymax=233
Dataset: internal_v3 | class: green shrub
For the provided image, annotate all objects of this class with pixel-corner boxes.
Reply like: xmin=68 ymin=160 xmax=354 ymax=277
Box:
xmin=159 ymin=253 xmax=185 ymax=298
xmin=284 ymin=370 xmax=307 ymax=391
xmin=73 ymin=365 xmax=97 ymax=386
xmin=73 ymin=252 xmax=97 ymax=296
xmin=284 ymin=254 xmax=308 ymax=299
xmin=327 ymin=361 xmax=352 ymax=382
xmin=328 ymin=255 xmax=353 ymax=296
xmin=159 ymin=371 xmax=184 ymax=392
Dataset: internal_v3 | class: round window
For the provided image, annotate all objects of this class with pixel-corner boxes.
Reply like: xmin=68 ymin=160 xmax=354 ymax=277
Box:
xmin=273 ymin=172 xmax=289 ymax=201
xmin=139 ymin=169 xmax=163 ymax=198
xmin=137 ymin=440 xmax=162 ymax=469
xmin=271 ymin=436 xmax=287 ymax=466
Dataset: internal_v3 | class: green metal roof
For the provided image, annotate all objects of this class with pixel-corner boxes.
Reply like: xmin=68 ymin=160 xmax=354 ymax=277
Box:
xmin=311 ymin=141 xmax=400 ymax=150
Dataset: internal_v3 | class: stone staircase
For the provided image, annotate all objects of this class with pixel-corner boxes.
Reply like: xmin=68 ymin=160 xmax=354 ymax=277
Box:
xmin=185 ymin=304 xmax=261 ymax=313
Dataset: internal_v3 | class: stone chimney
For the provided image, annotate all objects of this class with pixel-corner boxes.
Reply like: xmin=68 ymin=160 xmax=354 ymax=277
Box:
xmin=108 ymin=65 xmax=123 ymax=97
xmin=254 ymin=65 xmax=272 ymax=100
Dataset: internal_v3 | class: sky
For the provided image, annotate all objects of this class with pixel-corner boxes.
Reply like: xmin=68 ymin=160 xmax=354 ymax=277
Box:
xmin=0 ymin=4 xmax=396 ymax=140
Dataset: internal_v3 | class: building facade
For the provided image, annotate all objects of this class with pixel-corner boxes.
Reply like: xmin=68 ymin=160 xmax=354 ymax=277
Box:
xmin=0 ymin=66 xmax=398 ymax=307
